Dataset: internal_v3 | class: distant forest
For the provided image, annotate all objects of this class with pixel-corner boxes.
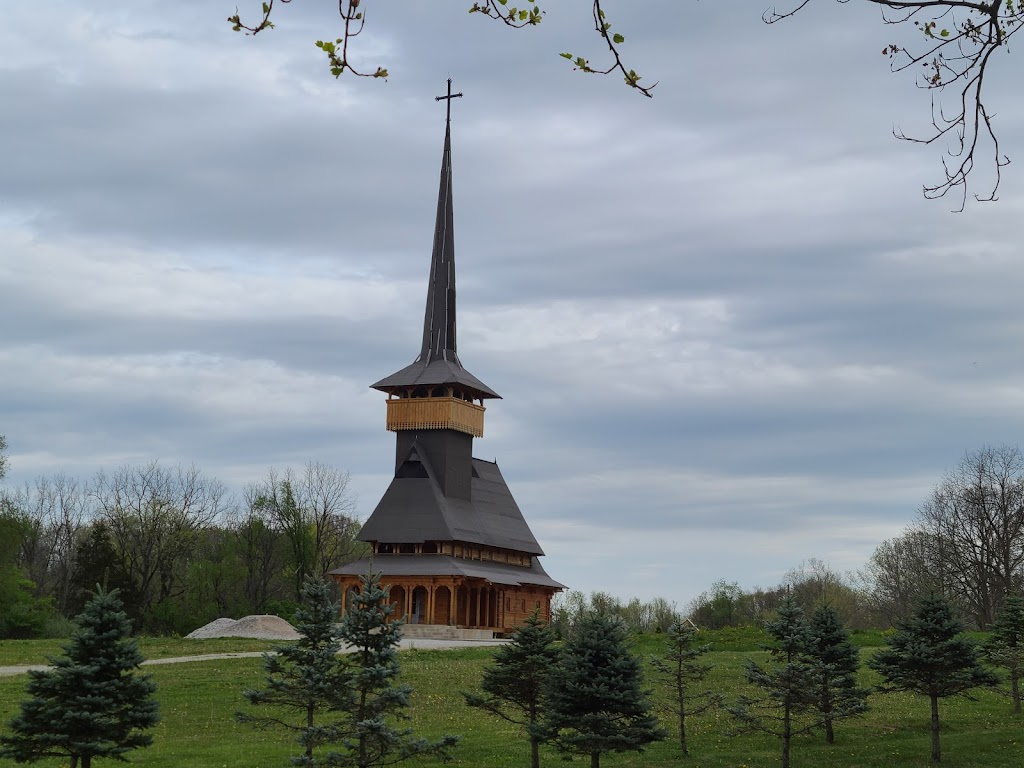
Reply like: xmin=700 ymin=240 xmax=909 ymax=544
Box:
xmin=0 ymin=460 xmax=364 ymax=638
xmin=2 ymin=445 xmax=1024 ymax=639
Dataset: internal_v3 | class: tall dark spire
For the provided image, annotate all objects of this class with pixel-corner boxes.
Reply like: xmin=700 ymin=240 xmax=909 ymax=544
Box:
xmin=420 ymin=83 xmax=460 ymax=367
xmin=371 ymin=81 xmax=498 ymax=400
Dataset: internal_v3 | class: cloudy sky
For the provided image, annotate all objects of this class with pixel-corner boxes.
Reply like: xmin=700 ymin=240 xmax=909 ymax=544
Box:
xmin=3 ymin=1 xmax=1023 ymax=610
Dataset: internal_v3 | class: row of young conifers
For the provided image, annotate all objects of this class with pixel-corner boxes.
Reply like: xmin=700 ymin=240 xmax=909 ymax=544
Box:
xmin=2 ymin=574 xmax=1023 ymax=768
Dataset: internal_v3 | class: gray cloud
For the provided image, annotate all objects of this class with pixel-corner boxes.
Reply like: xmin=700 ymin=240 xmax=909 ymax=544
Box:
xmin=3 ymin=1 xmax=1024 ymax=608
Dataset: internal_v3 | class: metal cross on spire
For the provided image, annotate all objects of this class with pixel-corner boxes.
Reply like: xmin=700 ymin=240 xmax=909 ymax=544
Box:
xmin=435 ymin=78 xmax=463 ymax=125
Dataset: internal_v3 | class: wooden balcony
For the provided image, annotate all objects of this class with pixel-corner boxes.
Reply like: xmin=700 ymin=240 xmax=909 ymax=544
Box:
xmin=385 ymin=396 xmax=485 ymax=437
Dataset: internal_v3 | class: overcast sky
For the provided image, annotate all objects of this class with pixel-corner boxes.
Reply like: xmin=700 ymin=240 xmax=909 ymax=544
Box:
xmin=3 ymin=1 xmax=1023 ymax=611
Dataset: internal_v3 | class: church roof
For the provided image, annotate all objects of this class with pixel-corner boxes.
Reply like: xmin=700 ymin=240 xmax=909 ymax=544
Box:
xmin=329 ymin=555 xmax=565 ymax=590
xmin=370 ymin=108 xmax=499 ymax=400
xmin=356 ymin=448 xmax=544 ymax=556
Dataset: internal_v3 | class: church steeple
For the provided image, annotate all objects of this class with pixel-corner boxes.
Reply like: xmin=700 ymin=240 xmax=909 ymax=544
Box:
xmin=419 ymin=86 xmax=459 ymax=370
xmin=372 ymin=80 xmax=498 ymax=440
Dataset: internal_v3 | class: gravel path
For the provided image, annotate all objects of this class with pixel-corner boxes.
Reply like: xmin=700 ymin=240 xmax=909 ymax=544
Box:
xmin=0 ymin=638 xmax=506 ymax=678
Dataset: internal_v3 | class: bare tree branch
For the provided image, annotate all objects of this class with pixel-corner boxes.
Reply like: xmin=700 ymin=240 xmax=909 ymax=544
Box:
xmin=767 ymin=1 xmax=1021 ymax=209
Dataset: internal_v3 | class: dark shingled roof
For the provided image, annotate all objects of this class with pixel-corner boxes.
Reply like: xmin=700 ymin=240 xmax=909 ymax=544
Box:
xmin=329 ymin=555 xmax=565 ymax=590
xmin=370 ymin=112 xmax=498 ymax=400
xmin=356 ymin=449 xmax=544 ymax=556
xmin=372 ymin=359 xmax=498 ymax=399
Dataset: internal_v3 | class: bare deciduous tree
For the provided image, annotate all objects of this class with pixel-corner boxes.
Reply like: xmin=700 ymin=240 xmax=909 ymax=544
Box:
xmin=248 ymin=462 xmax=363 ymax=603
xmin=35 ymin=474 xmax=90 ymax=615
xmin=93 ymin=462 xmax=226 ymax=627
xmin=861 ymin=529 xmax=949 ymax=626
xmin=914 ymin=445 xmax=1024 ymax=628
xmin=234 ymin=485 xmax=288 ymax=614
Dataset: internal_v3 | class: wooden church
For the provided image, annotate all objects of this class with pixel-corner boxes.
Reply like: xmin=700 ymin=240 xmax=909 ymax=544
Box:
xmin=330 ymin=84 xmax=564 ymax=633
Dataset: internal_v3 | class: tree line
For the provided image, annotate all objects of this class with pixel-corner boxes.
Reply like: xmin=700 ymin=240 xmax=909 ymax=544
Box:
xmin=651 ymin=445 xmax=1024 ymax=634
xmin=3 ymin=442 xmax=1023 ymax=637
xmin=0 ymin=459 xmax=365 ymax=638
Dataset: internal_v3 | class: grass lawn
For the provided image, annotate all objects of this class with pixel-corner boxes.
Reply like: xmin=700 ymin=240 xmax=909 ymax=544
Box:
xmin=0 ymin=631 xmax=1020 ymax=767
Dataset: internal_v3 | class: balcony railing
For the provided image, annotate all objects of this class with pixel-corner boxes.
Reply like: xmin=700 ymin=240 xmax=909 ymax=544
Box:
xmin=385 ymin=396 xmax=485 ymax=437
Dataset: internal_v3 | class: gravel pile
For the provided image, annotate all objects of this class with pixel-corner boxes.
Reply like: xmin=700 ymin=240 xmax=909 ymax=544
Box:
xmin=186 ymin=615 xmax=301 ymax=640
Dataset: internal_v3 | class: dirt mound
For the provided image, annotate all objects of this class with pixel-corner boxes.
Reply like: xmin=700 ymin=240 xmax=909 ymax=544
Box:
xmin=186 ymin=615 xmax=301 ymax=640
xmin=185 ymin=618 xmax=239 ymax=639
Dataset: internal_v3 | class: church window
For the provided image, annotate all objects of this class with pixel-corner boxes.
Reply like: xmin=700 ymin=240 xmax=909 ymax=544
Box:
xmin=399 ymin=543 xmax=416 ymax=554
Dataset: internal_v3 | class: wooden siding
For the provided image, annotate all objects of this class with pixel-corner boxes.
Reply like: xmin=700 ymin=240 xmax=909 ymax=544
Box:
xmin=333 ymin=573 xmax=556 ymax=633
xmin=385 ymin=397 xmax=485 ymax=437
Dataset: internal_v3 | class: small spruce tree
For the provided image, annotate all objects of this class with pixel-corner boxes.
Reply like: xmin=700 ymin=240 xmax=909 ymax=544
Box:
xmin=728 ymin=595 xmax=818 ymax=768
xmin=464 ymin=611 xmax=559 ymax=768
xmin=984 ymin=593 xmax=1024 ymax=715
xmin=869 ymin=592 xmax=998 ymax=763
xmin=331 ymin=571 xmax=458 ymax=768
xmin=0 ymin=587 xmax=159 ymax=768
xmin=649 ymin=615 xmax=721 ymax=756
xmin=237 ymin=578 xmax=350 ymax=766
xmin=806 ymin=604 xmax=869 ymax=744
xmin=538 ymin=613 xmax=665 ymax=768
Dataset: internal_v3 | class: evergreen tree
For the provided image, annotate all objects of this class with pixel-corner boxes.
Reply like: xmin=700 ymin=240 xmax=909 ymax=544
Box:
xmin=806 ymin=604 xmax=869 ymax=744
xmin=728 ymin=595 xmax=819 ymax=768
xmin=464 ymin=611 xmax=559 ymax=768
xmin=539 ymin=613 xmax=665 ymax=768
xmin=237 ymin=578 xmax=351 ymax=766
xmin=0 ymin=588 xmax=158 ymax=768
xmin=649 ymin=615 xmax=721 ymax=756
xmin=330 ymin=571 xmax=458 ymax=768
xmin=67 ymin=523 xmax=136 ymax=618
xmin=869 ymin=592 xmax=998 ymax=763
xmin=0 ymin=513 xmax=50 ymax=639
xmin=984 ymin=593 xmax=1024 ymax=714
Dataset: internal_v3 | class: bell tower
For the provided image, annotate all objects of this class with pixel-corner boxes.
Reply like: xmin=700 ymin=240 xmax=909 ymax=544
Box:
xmin=369 ymin=79 xmax=500 ymax=500
xmin=330 ymin=81 xmax=563 ymax=634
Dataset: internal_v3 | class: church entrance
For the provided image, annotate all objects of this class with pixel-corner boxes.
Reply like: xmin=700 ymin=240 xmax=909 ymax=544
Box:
xmin=389 ymin=585 xmax=407 ymax=621
xmin=411 ymin=586 xmax=428 ymax=624
xmin=434 ymin=586 xmax=452 ymax=625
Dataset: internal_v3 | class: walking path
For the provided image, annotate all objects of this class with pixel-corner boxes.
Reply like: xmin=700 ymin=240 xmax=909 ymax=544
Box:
xmin=0 ymin=637 xmax=506 ymax=678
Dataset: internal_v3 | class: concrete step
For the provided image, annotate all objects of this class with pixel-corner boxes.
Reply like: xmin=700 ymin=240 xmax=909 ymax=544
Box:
xmin=399 ymin=624 xmax=496 ymax=641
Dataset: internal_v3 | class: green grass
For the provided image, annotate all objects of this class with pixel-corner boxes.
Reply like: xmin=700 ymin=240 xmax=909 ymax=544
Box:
xmin=1 ymin=637 xmax=1021 ymax=767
